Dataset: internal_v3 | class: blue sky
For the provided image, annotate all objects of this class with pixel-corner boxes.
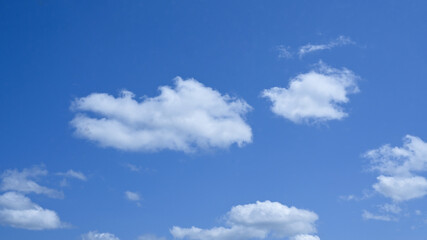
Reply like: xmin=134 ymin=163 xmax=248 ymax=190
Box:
xmin=1 ymin=1 xmax=427 ymax=240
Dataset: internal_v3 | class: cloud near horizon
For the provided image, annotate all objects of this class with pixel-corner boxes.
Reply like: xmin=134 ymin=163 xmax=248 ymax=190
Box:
xmin=71 ymin=77 xmax=252 ymax=152
xmin=262 ymin=62 xmax=359 ymax=123
xmin=171 ymin=200 xmax=319 ymax=240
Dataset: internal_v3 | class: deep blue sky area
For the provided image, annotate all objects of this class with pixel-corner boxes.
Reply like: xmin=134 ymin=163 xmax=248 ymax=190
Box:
xmin=1 ymin=1 xmax=427 ymax=240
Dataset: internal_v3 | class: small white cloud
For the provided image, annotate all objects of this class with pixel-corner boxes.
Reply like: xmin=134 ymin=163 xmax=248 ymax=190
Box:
xmin=171 ymin=200 xmax=319 ymax=240
xmin=362 ymin=210 xmax=395 ymax=222
xmin=373 ymin=175 xmax=427 ymax=202
xmin=125 ymin=191 xmax=141 ymax=202
xmin=57 ymin=170 xmax=87 ymax=181
xmin=262 ymin=61 xmax=359 ymax=123
xmin=298 ymin=36 xmax=354 ymax=57
xmin=365 ymin=135 xmax=427 ymax=202
xmin=71 ymin=78 xmax=252 ymax=152
xmin=1 ymin=167 xmax=63 ymax=198
xmin=415 ymin=210 xmax=422 ymax=215
xmin=82 ymin=231 xmax=120 ymax=240
xmin=0 ymin=191 xmax=63 ymax=230
xmin=137 ymin=234 xmax=166 ymax=240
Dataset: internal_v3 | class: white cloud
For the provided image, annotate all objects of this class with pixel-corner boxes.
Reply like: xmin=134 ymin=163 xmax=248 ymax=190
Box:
xmin=57 ymin=170 xmax=87 ymax=181
xmin=137 ymin=234 xmax=166 ymax=240
xmin=362 ymin=210 xmax=395 ymax=222
xmin=373 ymin=175 xmax=427 ymax=202
xmin=71 ymin=77 xmax=252 ymax=152
xmin=82 ymin=231 xmax=120 ymax=240
xmin=298 ymin=36 xmax=354 ymax=57
xmin=1 ymin=167 xmax=63 ymax=198
xmin=366 ymin=135 xmax=427 ymax=176
xmin=291 ymin=234 xmax=321 ymax=240
xmin=125 ymin=191 xmax=141 ymax=201
xmin=262 ymin=62 xmax=359 ymax=123
xmin=170 ymin=200 xmax=319 ymax=240
xmin=0 ymin=191 xmax=63 ymax=230
xmin=365 ymin=135 xmax=427 ymax=202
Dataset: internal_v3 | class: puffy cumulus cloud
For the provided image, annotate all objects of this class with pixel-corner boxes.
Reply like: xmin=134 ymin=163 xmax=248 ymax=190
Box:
xmin=262 ymin=62 xmax=359 ymax=123
xmin=373 ymin=175 xmax=427 ymax=202
xmin=137 ymin=234 xmax=166 ymax=240
xmin=298 ymin=36 xmax=354 ymax=57
xmin=365 ymin=135 xmax=427 ymax=202
xmin=57 ymin=170 xmax=87 ymax=181
xmin=366 ymin=135 xmax=427 ymax=176
xmin=1 ymin=167 xmax=63 ymax=198
xmin=0 ymin=191 xmax=63 ymax=230
xmin=71 ymin=77 xmax=252 ymax=152
xmin=82 ymin=231 xmax=120 ymax=240
xmin=170 ymin=200 xmax=319 ymax=240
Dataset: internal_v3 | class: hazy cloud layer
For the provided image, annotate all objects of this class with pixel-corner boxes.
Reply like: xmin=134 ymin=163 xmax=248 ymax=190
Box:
xmin=171 ymin=200 xmax=319 ymax=240
xmin=71 ymin=78 xmax=252 ymax=152
xmin=262 ymin=62 xmax=359 ymax=123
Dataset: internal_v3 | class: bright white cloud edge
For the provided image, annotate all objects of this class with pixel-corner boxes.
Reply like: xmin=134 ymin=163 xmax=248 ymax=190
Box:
xmin=262 ymin=61 xmax=359 ymax=123
xmin=171 ymin=200 xmax=319 ymax=240
xmin=71 ymin=77 xmax=252 ymax=152
xmin=0 ymin=191 xmax=63 ymax=230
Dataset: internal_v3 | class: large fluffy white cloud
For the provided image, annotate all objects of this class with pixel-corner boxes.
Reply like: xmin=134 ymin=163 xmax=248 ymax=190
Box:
xmin=0 ymin=191 xmax=62 ymax=230
xmin=82 ymin=231 xmax=120 ymax=240
xmin=365 ymin=135 xmax=427 ymax=202
xmin=71 ymin=77 xmax=252 ymax=152
xmin=1 ymin=167 xmax=63 ymax=198
xmin=170 ymin=201 xmax=319 ymax=240
xmin=262 ymin=62 xmax=359 ymax=123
